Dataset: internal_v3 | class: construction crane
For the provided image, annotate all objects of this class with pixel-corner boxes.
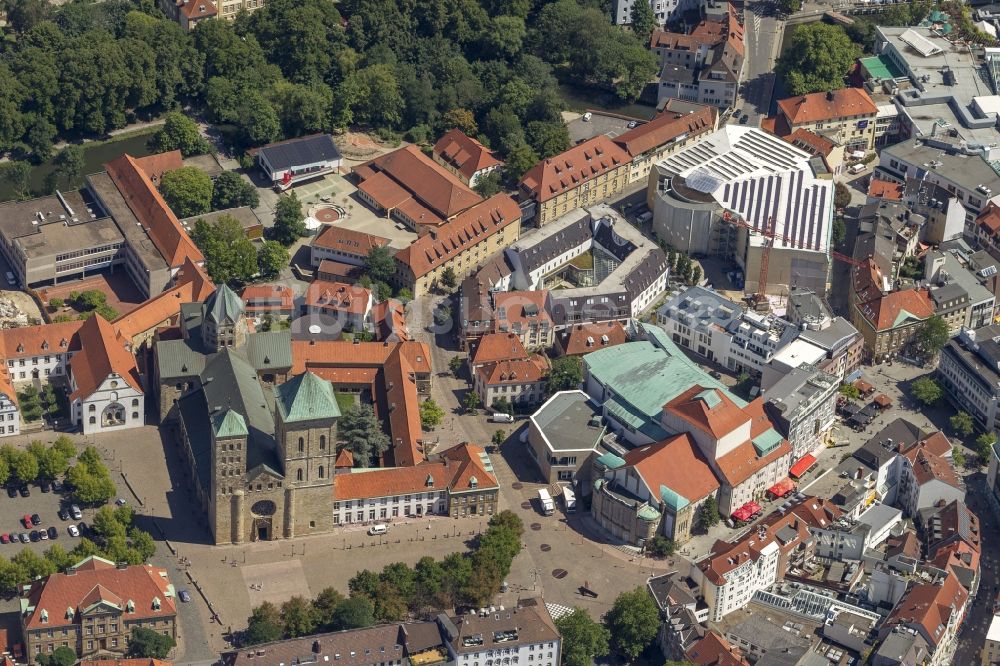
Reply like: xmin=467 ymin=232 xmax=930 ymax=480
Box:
xmin=721 ymin=211 xmax=865 ymax=310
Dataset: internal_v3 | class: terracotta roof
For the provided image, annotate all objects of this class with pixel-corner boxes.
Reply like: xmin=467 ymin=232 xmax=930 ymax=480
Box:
xmin=69 ymin=316 xmax=142 ymax=401
xmin=885 ymin=571 xmax=968 ymax=648
xmin=493 ymin=290 xmax=552 ymax=333
xmin=783 ymin=128 xmax=837 ymax=158
xmin=887 ymin=531 xmax=921 ymax=560
xmin=333 ymin=443 xmax=497 ymax=501
xmin=778 ymin=88 xmax=878 ymax=126
xmin=304 ymin=281 xmax=371 ymax=317
xmin=379 ymin=345 xmax=424 ymax=466
xmin=977 ymin=202 xmax=1000 ymax=239
xmin=291 ymin=340 xmax=430 ymax=375
xmin=665 ymin=386 xmax=749 ymax=438
xmin=178 ymin=0 xmax=217 ymax=19
xmin=312 ymin=225 xmax=390 ymax=258
xmin=476 ymin=355 xmax=549 ymax=386
xmin=394 ymin=194 xmax=521 ymax=279
xmin=372 ymin=300 xmax=409 ymax=342
xmin=23 ymin=557 xmax=175 ymax=630
xmin=113 ymin=273 xmax=217 ymax=342
xmin=80 ymin=659 xmax=171 ymax=666
xmin=356 ymin=145 xmax=481 ymax=219
xmin=133 ymin=152 xmax=183 ymax=183
xmin=0 ymin=321 xmax=83 ymax=359
xmin=869 ymin=178 xmax=904 ymax=201
xmin=613 ymin=105 xmax=718 ymax=158
xmin=558 ymin=321 xmax=628 ymax=356
xmin=520 ymin=136 xmax=631 ymax=204
xmin=0 ymin=371 xmax=17 ymax=407
xmin=625 ymin=433 xmax=720 ymax=504
xmin=104 ymin=153 xmax=204 ymax=268
xmin=917 ymin=431 xmax=952 ymax=458
xmin=856 ymin=285 xmax=933 ymax=331
xmin=901 ymin=444 xmax=961 ymax=489
xmin=317 ymin=259 xmax=364 ymax=282
xmin=714 ymin=398 xmax=792 ymax=488
xmin=470 ymin=333 xmax=527 ymax=367
xmin=240 ymin=284 xmax=294 ymax=313
xmin=334 ymin=448 xmax=354 ymax=468
xmin=685 ymin=632 xmax=750 ymax=666
xmin=432 ymin=129 xmax=503 ymax=181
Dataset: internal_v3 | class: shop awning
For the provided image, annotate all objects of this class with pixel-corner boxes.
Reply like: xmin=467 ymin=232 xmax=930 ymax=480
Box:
xmin=874 ymin=394 xmax=892 ymax=408
xmin=790 ymin=454 xmax=818 ymax=479
xmin=731 ymin=501 xmax=763 ymax=522
xmin=854 ymin=378 xmax=875 ymax=394
xmin=767 ymin=478 xmax=796 ymax=498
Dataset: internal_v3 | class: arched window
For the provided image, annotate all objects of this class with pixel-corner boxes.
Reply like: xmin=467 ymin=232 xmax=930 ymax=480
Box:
xmin=296 ymin=469 xmax=303 ymax=482
xmin=318 ymin=466 xmax=324 ymax=479
xmin=89 ymin=404 xmax=96 ymax=412
xmin=89 ymin=416 xmax=95 ymax=424
xmin=319 ymin=435 xmax=326 ymax=450
xmin=131 ymin=399 xmax=139 ymax=406
xmin=131 ymin=412 xmax=138 ymax=420
xmin=298 ymin=437 xmax=304 ymax=452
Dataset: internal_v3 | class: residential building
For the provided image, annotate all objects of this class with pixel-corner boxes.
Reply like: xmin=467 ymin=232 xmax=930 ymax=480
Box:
xmin=657 ymin=286 xmax=800 ymax=376
xmin=985 ymin=614 xmax=1000 ymax=666
xmin=919 ymin=499 xmax=981 ymax=593
xmin=180 ymin=206 xmax=262 ymax=239
xmin=879 ymin=571 xmax=969 ymax=666
xmin=469 ymin=333 xmax=528 ymax=373
xmin=240 ymin=284 xmax=295 ymax=318
xmin=353 ymin=145 xmax=482 ymax=230
xmin=761 ymin=364 xmax=839 ymax=459
xmin=526 ymin=391 xmax=606 ymax=484
xmin=770 ymin=89 xmax=880 ymax=153
xmin=159 ymin=0 xmax=216 ymax=29
xmin=873 ymin=628 xmax=930 ymax=666
xmin=613 ymin=103 xmax=718 ymax=183
xmin=311 ymin=226 xmax=390 ymax=268
xmin=302 ymin=281 xmax=373 ymax=334
xmin=456 ymin=253 xmax=514 ymax=350
xmin=897 ymin=438 xmax=965 ymax=517
xmin=592 ymin=432 xmax=720 ymax=544
xmin=431 ymin=129 xmax=503 ymax=187
xmin=975 ymin=203 xmax=1000 ymax=257
xmin=784 ymin=288 xmax=863 ymax=379
xmin=613 ymin=0 xmax=700 ymax=25
xmin=647 ymin=572 xmax=710 ymax=660
xmin=850 ymin=259 xmax=934 ymax=363
xmin=652 ymin=6 xmax=745 ymax=110
xmin=939 ymin=325 xmax=1000 ymax=434
xmin=493 ymin=290 xmax=553 ymax=349
xmin=721 ymin=613 xmax=811 ymax=664
xmin=782 ymin=128 xmax=846 ymax=177
xmin=0 ymin=376 xmax=18 ymax=438
xmin=555 ymin=321 xmax=628 ymax=356
xmin=685 ymin=633 xmax=749 ymax=666
xmin=648 ymin=126 xmax=834 ymax=296
xmin=393 ymin=194 xmax=521 ymax=298
xmin=214 ymin=0 xmax=263 ymax=19
xmin=254 ymin=134 xmax=342 ymax=190
xmin=332 ymin=443 xmax=498 ymax=525
xmin=438 ymin=600 xmax=561 ymax=666
xmin=473 ymin=355 xmax=548 ymax=409
xmin=811 ymin=502 xmax=903 ymax=561
xmin=221 ymin=621 xmax=449 ymax=666
xmin=925 ymin=249 xmax=996 ymax=330
xmin=518 ymin=136 xmax=631 ymax=226
xmin=20 ymin=556 xmax=176 ymax=664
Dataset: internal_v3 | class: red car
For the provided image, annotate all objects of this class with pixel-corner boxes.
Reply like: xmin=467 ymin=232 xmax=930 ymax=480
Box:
xmin=22 ymin=515 xmax=32 ymax=529
xmin=0 ymin=534 xmax=9 ymax=544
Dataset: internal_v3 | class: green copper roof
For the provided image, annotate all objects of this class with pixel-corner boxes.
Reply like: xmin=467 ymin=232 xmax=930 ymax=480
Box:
xmin=637 ymin=504 xmax=661 ymax=521
xmin=205 ymin=284 xmax=244 ymax=325
xmin=752 ymin=428 xmax=783 ymax=456
xmin=659 ymin=485 xmax=690 ymax=512
xmin=892 ymin=308 xmax=926 ymax=328
xmin=595 ymin=452 xmax=626 ymax=470
xmin=212 ymin=408 xmax=248 ymax=438
xmin=696 ymin=389 xmax=721 ymax=408
xmin=274 ymin=372 xmax=341 ymax=423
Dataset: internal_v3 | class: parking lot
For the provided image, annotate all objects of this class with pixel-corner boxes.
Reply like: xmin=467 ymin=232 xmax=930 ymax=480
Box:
xmin=0 ymin=481 xmax=93 ymax=552
xmin=566 ymin=111 xmax=646 ymax=144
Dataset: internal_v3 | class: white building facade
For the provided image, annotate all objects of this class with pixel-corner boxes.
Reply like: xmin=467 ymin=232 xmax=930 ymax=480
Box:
xmin=72 ymin=374 xmax=144 ymax=436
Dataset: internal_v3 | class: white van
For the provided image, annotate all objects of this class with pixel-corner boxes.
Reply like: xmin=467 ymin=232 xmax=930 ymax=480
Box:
xmin=367 ymin=524 xmax=388 ymax=536
xmin=490 ymin=413 xmax=515 ymax=423
xmin=849 ymin=163 xmax=867 ymax=175
xmin=582 ymin=112 xmax=593 ymax=122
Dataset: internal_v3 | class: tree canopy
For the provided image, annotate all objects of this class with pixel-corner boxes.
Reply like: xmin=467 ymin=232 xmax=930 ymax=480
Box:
xmin=556 ymin=608 xmax=610 ymax=666
xmin=911 ymin=377 xmax=943 ymax=406
xmin=777 ymin=23 xmax=861 ymax=96
xmin=192 ymin=214 xmax=258 ymax=284
xmin=211 ymin=171 xmax=260 ymax=210
xmin=151 ymin=112 xmax=210 ymax=157
xmin=337 ymin=403 xmax=390 ymax=467
xmin=273 ymin=192 xmax=306 ymax=246
xmin=160 ymin=166 xmax=213 ymax=218
xmin=604 ymin=588 xmax=659 ymax=661
xmin=548 ymin=356 xmax=583 ymax=393
xmin=918 ymin=316 xmax=950 ymax=357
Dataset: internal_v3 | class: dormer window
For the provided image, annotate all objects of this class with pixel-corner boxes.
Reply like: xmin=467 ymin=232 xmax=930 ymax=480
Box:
xmin=126 ymin=600 xmax=135 ymax=613
xmin=16 ymin=344 xmax=23 ymax=353
xmin=40 ymin=609 xmax=48 ymax=623
xmin=66 ymin=607 xmax=74 ymax=620
xmin=152 ymin=597 xmax=161 ymax=611
xmin=469 ymin=476 xmax=478 ymax=489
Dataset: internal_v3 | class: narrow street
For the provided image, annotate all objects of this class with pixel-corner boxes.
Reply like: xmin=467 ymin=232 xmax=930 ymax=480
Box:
xmin=739 ymin=0 xmax=784 ymax=125
xmin=955 ymin=476 xmax=1000 ymax=665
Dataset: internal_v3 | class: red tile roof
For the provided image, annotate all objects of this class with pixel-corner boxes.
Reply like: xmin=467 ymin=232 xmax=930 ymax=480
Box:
xmin=433 ymin=129 xmax=503 ymax=182
xmin=493 ymin=290 xmax=552 ymax=334
xmin=0 ymin=321 xmax=83 ymax=359
xmin=470 ymin=333 xmax=527 ymax=368
xmin=372 ymin=300 xmax=409 ymax=342
xmin=520 ymin=136 xmax=631 ymax=204
xmin=104 ymin=153 xmax=204 ymax=268
xmin=394 ymin=194 xmax=521 ymax=279
xmin=855 ymin=284 xmax=934 ymax=332
xmin=23 ymin=557 xmax=175 ymax=631
xmin=240 ymin=284 xmax=294 ymax=313
xmin=312 ymin=225 xmax=390 ymax=258
xmin=885 ymin=571 xmax=968 ymax=648
xmin=901 ymin=444 xmax=961 ymax=490
xmin=778 ymin=88 xmax=878 ymax=126
xmin=178 ymin=0 xmax=217 ymax=19
xmin=69 ymin=315 xmax=142 ymax=401
xmin=714 ymin=398 xmax=792 ymax=488
xmin=113 ymin=271 xmax=217 ymax=342
xmin=783 ymin=128 xmax=837 ymax=158
xmin=334 ymin=443 xmax=497 ymax=500
xmin=613 ymin=105 xmax=718 ymax=158
xmin=625 ymin=433 xmax=720 ymax=504
xmin=356 ymin=145 xmax=482 ymax=220
xmin=868 ymin=178 xmax=904 ymax=201
xmin=685 ymin=632 xmax=750 ymax=666
xmin=304 ymin=281 xmax=371 ymax=317
xmin=558 ymin=321 xmax=628 ymax=356
xmin=475 ymin=355 xmax=549 ymax=386
xmin=665 ymin=386 xmax=750 ymax=438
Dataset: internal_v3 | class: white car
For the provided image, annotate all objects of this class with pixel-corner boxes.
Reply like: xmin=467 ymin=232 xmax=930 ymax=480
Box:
xmin=67 ymin=524 xmax=80 ymax=537
xmin=115 ymin=498 xmax=128 ymax=506
xmin=70 ymin=504 xmax=82 ymax=520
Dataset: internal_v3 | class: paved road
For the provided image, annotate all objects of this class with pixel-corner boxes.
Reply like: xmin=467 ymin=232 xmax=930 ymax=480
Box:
xmin=739 ymin=0 xmax=785 ymax=126
xmin=955 ymin=476 xmax=999 ymax=665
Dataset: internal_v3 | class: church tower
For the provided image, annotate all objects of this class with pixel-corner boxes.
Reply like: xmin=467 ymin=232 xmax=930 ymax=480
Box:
xmin=209 ymin=407 xmax=249 ymax=545
xmin=201 ymin=284 xmax=248 ymax=351
xmin=273 ymin=372 xmax=340 ymax=538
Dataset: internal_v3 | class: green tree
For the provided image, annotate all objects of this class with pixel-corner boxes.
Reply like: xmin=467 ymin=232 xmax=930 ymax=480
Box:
xmin=419 ymin=399 xmax=444 ymax=430
xmin=449 ymin=355 xmax=464 ymax=377
xmin=777 ymin=0 xmax=802 ymax=13
xmin=2 ymin=162 xmax=32 ymax=201
xmin=39 ymin=646 xmax=76 ymax=666
xmin=647 ymin=535 xmax=677 ymax=557
xmin=951 ymin=411 xmax=975 ymax=437
xmin=363 ymin=245 xmax=396 ymax=284
xmin=839 ymin=383 xmax=861 ymax=400
xmin=331 ymin=596 xmax=375 ymax=631
xmin=832 ymin=217 xmax=846 ymax=246
xmin=556 ymin=608 xmax=611 ymax=666
xmin=52 ymin=145 xmax=85 ymax=189
xmin=151 ymin=112 xmax=210 ymax=157
xmin=491 ymin=430 xmax=506 ymax=449
xmin=212 ymin=171 xmax=260 ymax=211
xmin=911 ymin=377 xmax=943 ymax=405
xmin=273 ymin=192 xmax=307 ymax=246
xmin=505 ymin=144 xmax=540 ymax=181
xmin=777 ymin=23 xmax=861 ymax=96
xmin=473 ymin=171 xmax=504 ymax=197
xmin=526 ymin=120 xmax=570 ymax=159
xmin=690 ymin=265 xmax=702 ymax=286
xmin=492 ymin=397 xmax=512 ymax=415
xmin=337 ymin=404 xmax=390 ymax=467
xmin=440 ymin=267 xmax=458 ymax=291
xmin=696 ymin=495 xmax=720 ymax=530
xmin=245 ymin=602 xmax=284 ymax=645
xmin=128 ymin=626 xmax=175 ymax=658
xmin=834 ymin=182 xmax=851 ymax=209
xmin=442 ymin=108 xmax=477 ymax=135
xmin=257 ymin=240 xmax=289 ymax=280
xmin=463 ymin=391 xmax=481 ymax=414
xmin=7 ymin=448 xmax=39 ymax=484
xmin=281 ymin=596 xmax=317 ymax=638
xmin=311 ymin=587 xmax=346 ymax=631
xmin=548 ymin=356 xmax=583 ymax=393
xmin=352 ymin=64 xmax=405 ymax=127
xmin=977 ymin=432 xmax=997 ymax=462
xmin=952 ymin=446 xmax=967 ymax=468
xmin=604 ymin=588 xmax=659 ymax=661
xmin=66 ymin=449 xmax=116 ymax=505
xmin=630 ymin=0 xmax=657 ymax=41
xmin=192 ymin=215 xmax=258 ymax=284
xmin=918 ymin=316 xmax=950 ymax=357
xmin=160 ymin=167 xmax=213 ymax=218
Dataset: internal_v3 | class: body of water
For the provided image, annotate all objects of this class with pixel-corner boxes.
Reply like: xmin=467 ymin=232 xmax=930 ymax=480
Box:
xmin=0 ymin=128 xmax=160 ymax=202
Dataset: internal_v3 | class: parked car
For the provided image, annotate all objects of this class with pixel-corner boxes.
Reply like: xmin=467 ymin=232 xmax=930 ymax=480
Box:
xmin=67 ymin=524 xmax=80 ymax=538
xmin=58 ymin=509 xmax=69 ymax=521
xmin=18 ymin=533 xmax=28 ymax=544
xmin=21 ymin=515 xmax=31 ymax=529
xmin=70 ymin=505 xmax=82 ymax=520
xmin=489 ymin=413 xmax=514 ymax=424
xmin=40 ymin=481 xmax=51 ymax=493
xmin=6 ymin=487 xmax=16 ymax=499
xmin=76 ymin=522 xmax=88 ymax=536
xmin=740 ymin=114 xmax=749 ymax=124
xmin=46 ymin=526 xmax=57 ymax=540
xmin=1 ymin=534 xmax=9 ymax=544
xmin=18 ymin=486 xmax=29 ymax=497
xmin=38 ymin=529 xmax=48 ymax=541
xmin=29 ymin=531 xmax=39 ymax=542
xmin=627 ymin=120 xmax=637 ymax=129
xmin=5 ymin=272 xmax=16 ymax=286
xmin=115 ymin=498 xmax=128 ymax=507
xmin=710 ymin=370 xmax=723 ymax=379
xmin=178 ymin=590 xmax=192 ymax=603
xmin=30 ymin=514 xmax=40 ymax=526
xmin=582 ymin=112 xmax=593 ymax=122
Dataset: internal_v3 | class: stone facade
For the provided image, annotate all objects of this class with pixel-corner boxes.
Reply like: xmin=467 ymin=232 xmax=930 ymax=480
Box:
xmin=591 ymin=479 xmax=660 ymax=546
xmin=276 ymin=415 xmax=338 ymax=537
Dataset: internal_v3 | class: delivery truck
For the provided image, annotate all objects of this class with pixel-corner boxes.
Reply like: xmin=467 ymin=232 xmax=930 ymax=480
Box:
xmin=538 ymin=488 xmax=555 ymax=515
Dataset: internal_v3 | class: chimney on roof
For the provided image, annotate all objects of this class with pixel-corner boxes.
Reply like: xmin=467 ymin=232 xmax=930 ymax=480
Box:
xmin=826 ymin=91 xmax=834 ymax=101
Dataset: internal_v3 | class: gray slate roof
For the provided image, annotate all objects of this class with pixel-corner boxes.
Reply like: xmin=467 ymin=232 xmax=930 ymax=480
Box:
xmin=258 ymin=134 xmax=341 ymax=171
